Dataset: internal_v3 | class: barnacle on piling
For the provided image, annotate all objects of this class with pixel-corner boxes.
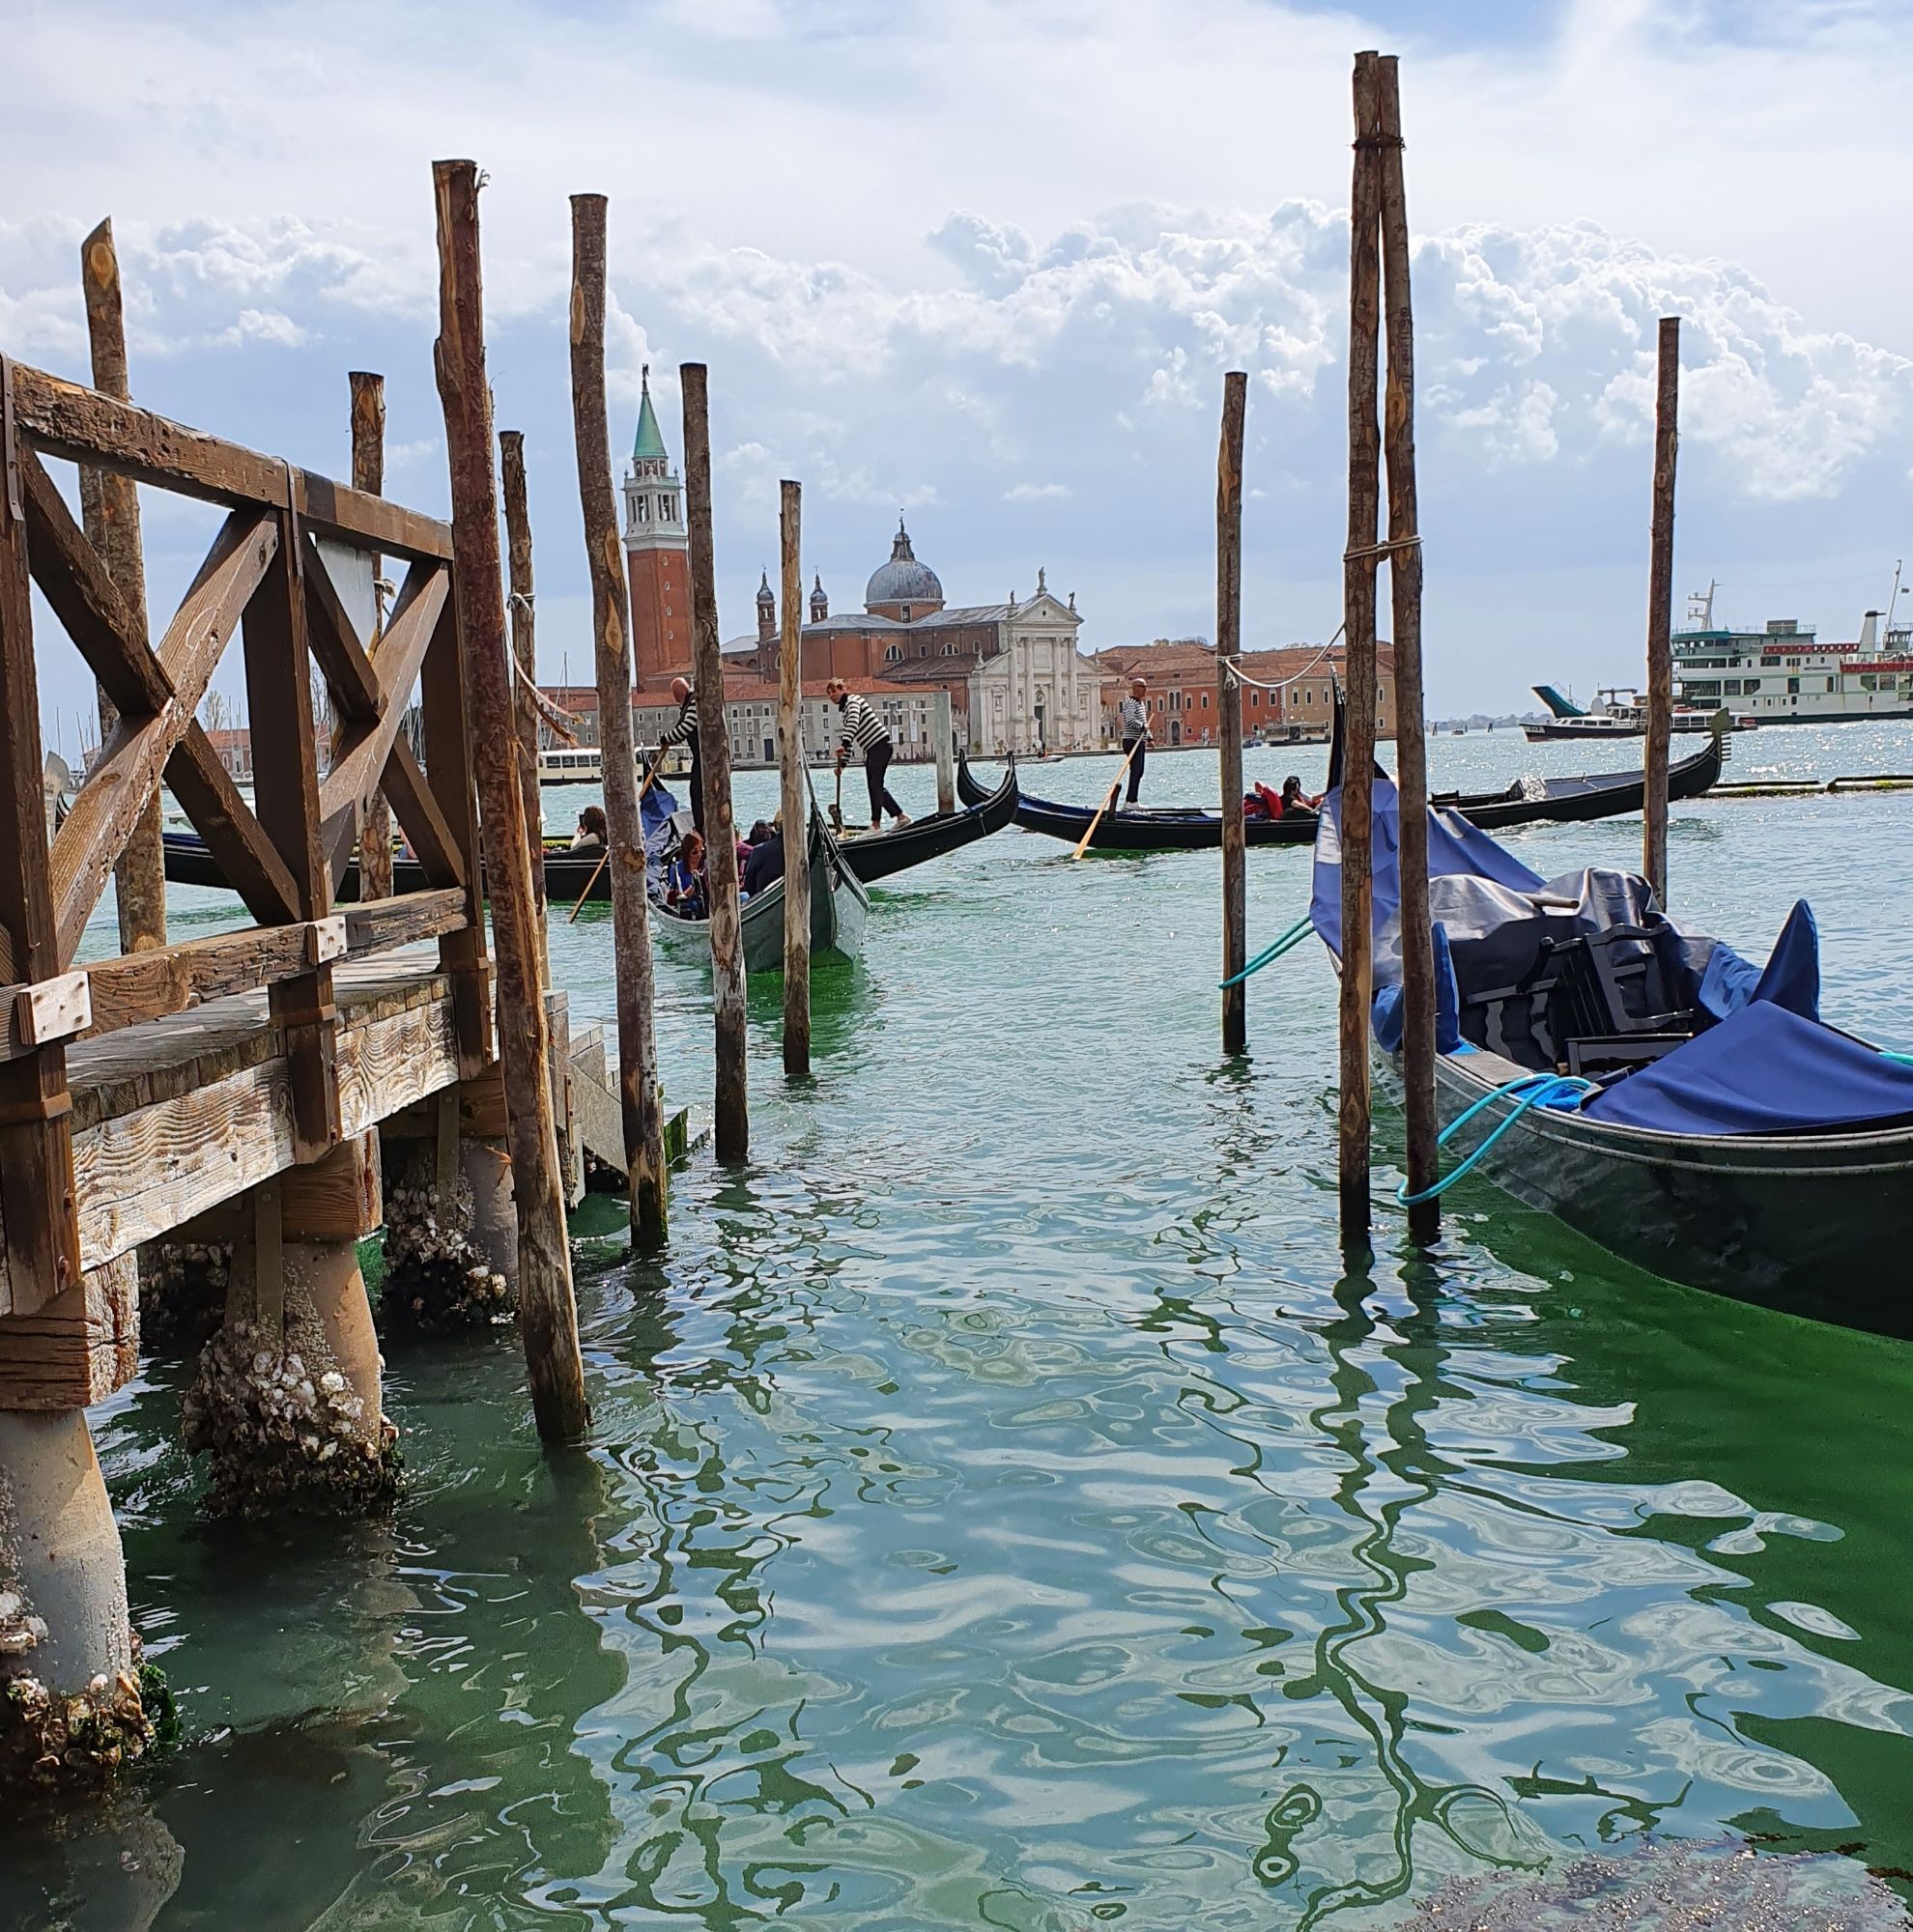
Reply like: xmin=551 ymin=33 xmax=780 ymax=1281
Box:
xmin=0 ymin=1620 xmax=170 ymax=1794
xmin=379 ymin=1157 xmax=513 ymax=1332
xmin=181 ymin=1304 xmax=398 ymax=1520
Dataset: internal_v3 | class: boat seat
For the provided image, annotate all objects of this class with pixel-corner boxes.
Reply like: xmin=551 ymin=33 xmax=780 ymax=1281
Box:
xmin=1564 ymin=1033 xmax=1691 ymax=1079
xmin=1546 ymin=923 xmax=1694 ymax=1045
xmin=1449 ymin=914 xmax=1584 ymax=1070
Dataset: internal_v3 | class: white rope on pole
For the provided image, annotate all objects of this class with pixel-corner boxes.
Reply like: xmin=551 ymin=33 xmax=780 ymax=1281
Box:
xmin=1222 ymin=624 xmax=1348 ymax=694
xmin=510 ymin=649 xmax=586 ymax=746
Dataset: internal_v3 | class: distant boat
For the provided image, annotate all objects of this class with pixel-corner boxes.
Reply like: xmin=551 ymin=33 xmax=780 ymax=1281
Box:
xmin=537 ymin=744 xmax=689 ymax=785
xmin=1526 ymin=685 xmax=1749 ymax=742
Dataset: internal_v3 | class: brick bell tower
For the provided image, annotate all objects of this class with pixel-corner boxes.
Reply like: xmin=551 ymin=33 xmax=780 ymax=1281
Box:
xmin=622 ymin=365 xmax=690 ymax=687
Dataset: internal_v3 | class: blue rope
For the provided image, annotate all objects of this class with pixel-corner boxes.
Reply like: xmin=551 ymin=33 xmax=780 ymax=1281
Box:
xmin=1397 ymin=1071 xmax=1598 ymax=1208
xmin=1219 ymin=916 xmax=1315 ymax=989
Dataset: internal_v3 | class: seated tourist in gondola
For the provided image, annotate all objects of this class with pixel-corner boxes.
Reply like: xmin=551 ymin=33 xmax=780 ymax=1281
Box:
xmin=570 ymin=804 xmax=608 ymax=852
xmin=742 ymin=816 xmax=785 ymax=898
xmin=666 ymin=830 xmax=707 ymax=917
xmin=1280 ymin=776 xmax=1321 ymax=814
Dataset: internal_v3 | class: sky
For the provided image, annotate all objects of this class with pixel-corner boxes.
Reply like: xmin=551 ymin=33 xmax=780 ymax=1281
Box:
xmin=6 ymin=0 xmax=1913 ymax=739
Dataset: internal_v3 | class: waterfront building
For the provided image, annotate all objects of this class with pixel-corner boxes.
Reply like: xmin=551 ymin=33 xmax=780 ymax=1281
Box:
xmin=1091 ymin=639 xmax=1397 ymax=744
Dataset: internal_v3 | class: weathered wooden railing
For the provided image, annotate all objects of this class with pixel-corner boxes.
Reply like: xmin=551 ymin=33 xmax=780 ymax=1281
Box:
xmin=0 ymin=355 xmax=494 ymax=1334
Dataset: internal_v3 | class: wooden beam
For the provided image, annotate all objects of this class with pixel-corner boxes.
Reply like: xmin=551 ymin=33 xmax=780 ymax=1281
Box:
xmin=498 ymin=429 xmax=549 ymax=975
xmin=0 ymin=356 xmax=82 ymax=1317
xmin=9 ymin=360 xmax=454 ymax=563
xmin=349 ymin=372 xmax=394 ymax=903
xmin=315 ymin=560 xmax=449 ymax=880
xmin=279 ymin=1132 xmax=382 ymax=1242
xmin=78 ymin=216 xmax=167 ymax=957
xmin=340 ymin=887 xmax=468 ymax=955
xmin=243 ymin=516 xmax=339 ymax=1160
xmin=164 ymin=723 xmax=301 ymax=925
xmin=377 ymin=737 xmax=467 ymax=890
xmin=14 ymin=972 xmax=91 ymax=1049
xmin=48 ymin=510 xmax=278 ymax=965
xmin=569 ymin=193 xmax=666 ymax=1247
xmin=0 ymin=1253 xmax=138 ymax=1410
xmin=434 ymin=155 xmax=585 ymax=1444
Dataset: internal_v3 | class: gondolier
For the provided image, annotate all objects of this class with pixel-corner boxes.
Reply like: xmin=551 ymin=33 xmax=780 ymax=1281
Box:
xmin=828 ymin=677 xmax=910 ymax=832
xmin=650 ymin=676 xmax=703 ymax=832
xmin=1117 ymin=677 xmax=1151 ymax=808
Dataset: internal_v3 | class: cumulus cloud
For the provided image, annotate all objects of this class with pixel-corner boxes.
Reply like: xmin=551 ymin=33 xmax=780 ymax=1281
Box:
xmin=1004 ymin=482 xmax=1071 ymax=501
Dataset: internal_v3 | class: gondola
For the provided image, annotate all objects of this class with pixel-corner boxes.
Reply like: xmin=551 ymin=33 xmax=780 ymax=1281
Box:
xmin=957 ymin=715 xmax=1728 ymax=853
xmin=650 ymin=807 xmax=868 ymax=975
xmin=834 ymin=760 xmax=1019 ymax=884
xmin=1307 ymin=774 xmax=1913 ymax=1333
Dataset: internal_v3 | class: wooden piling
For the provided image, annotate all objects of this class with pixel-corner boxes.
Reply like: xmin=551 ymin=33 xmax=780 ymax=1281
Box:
xmin=1643 ymin=316 xmax=1680 ymax=906
xmin=1339 ymin=51 xmax=1385 ymax=1254
xmin=779 ymin=478 xmax=811 ymax=1079
xmin=932 ymin=693 xmax=957 ymax=815
xmin=498 ymin=428 xmax=550 ymax=984
xmin=1215 ymin=370 xmax=1248 ymax=1056
xmin=77 ymin=218 xmax=165 ymax=953
xmin=431 ymin=157 xmax=588 ymax=1443
xmin=347 ymin=372 xmax=394 ymax=903
xmin=680 ymin=362 xmax=749 ymax=1162
xmin=567 ymin=193 xmax=668 ymax=1244
xmin=1375 ymin=55 xmax=1439 ymax=1243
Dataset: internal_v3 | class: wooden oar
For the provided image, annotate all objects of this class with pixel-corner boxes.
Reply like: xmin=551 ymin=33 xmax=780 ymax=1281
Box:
xmin=1071 ymin=736 xmax=1148 ymax=860
xmin=567 ymin=754 xmax=671 ymax=924
xmin=830 ymin=759 xmax=844 ymax=835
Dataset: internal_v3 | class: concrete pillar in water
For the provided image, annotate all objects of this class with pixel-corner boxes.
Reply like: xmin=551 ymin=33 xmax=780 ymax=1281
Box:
xmin=285 ymin=1239 xmax=384 ymax=1436
xmin=0 ymin=1409 xmax=132 ymax=1696
xmin=459 ymin=1137 xmax=518 ymax=1291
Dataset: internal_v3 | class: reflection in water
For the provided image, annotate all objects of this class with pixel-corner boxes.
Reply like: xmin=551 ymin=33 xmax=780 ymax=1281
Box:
xmin=9 ymin=743 xmax=1913 ymax=1928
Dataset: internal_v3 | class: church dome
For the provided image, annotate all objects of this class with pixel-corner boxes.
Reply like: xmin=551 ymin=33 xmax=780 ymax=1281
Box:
xmin=865 ymin=518 xmax=943 ymax=611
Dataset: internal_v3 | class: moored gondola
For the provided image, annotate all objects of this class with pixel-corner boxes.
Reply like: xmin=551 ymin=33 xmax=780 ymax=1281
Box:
xmin=835 ymin=761 xmax=1018 ymax=884
xmin=958 ymin=716 xmax=1728 ymax=852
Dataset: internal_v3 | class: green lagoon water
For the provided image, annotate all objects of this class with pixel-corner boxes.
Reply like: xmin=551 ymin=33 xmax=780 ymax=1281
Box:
xmin=7 ymin=723 xmax=1913 ymax=1929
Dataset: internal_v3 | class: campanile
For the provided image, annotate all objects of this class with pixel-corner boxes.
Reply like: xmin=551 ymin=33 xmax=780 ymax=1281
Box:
xmin=622 ymin=366 xmax=690 ymax=686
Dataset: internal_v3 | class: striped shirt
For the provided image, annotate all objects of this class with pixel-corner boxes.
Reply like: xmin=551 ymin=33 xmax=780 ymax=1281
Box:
xmin=835 ymin=692 xmax=891 ymax=756
xmin=656 ymin=691 xmax=698 ymax=751
xmin=1118 ymin=695 xmax=1150 ymax=743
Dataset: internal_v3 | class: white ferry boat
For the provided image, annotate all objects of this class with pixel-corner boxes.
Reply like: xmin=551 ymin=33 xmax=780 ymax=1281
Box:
xmin=535 ymin=744 xmax=691 ymax=786
xmin=1671 ymin=582 xmax=1913 ymax=726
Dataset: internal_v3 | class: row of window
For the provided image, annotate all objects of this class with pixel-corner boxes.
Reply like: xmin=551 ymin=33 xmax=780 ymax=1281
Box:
xmin=629 ymin=493 xmax=679 ymax=526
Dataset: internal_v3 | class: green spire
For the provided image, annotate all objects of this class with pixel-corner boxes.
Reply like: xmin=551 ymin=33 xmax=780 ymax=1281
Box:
xmin=633 ymin=364 xmax=667 ymax=462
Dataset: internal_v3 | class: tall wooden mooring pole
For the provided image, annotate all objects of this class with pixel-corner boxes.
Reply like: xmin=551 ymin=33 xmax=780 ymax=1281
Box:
xmin=348 ymin=371 xmax=395 ymax=903
xmin=568 ymin=193 xmax=668 ymax=1243
xmin=432 ymin=157 xmax=588 ymax=1442
xmin=681 ymin=363 xmax=749 ymax=1161
xmin=1338 ymin=51 xmax=1385 ymax=1254
xmin=1643 ymin=316 xmax=1680 ymax=906
xmin=1376 ymin=54 xmax=1439 ymax=1242
xmin=77 ymin=218 xmax=165 ymax=953
xmin=1215 ymin=371 xmax=1248 ymax=1056
xmin=498 ymin=428 xmax=550 ymax=982
xmin=779 ymin=478 xmax=812 ymax=1077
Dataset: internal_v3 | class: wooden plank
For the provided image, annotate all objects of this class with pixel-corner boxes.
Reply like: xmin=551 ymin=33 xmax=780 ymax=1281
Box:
xmin=315 ymin=561 xmax=448 ymax=879
xmin=10 ymin=361 xmax=454 ymax=563
xmin=0 ymin=358 xmax=81 ymax=1318
xmin=0 ymin=1253 xmax=138 ymax=1410
xmin=349 ymin=371 xmax=394 ymax=903
xmin=341 ymin=887 xmax=467 ymax=954
xmin=48 ymin=510 xmax=278 ymax=964
xmin=76 ymin=920 xmax=331 ymax=1041
xmin=20 ymin=444 xmax=171 ymax=716
xmin=279 ymin=1132 xmax=382 ymax=1242
xmin=378 ymin=738 xmax=467 ymax=890
xmin=164 ymin=723 xmax=301 ymax=925
xmin=570 ymin=195 xmax=666 ymax=1245
xmin=337 ymin=989 xmax=459 ymax=1141
xmin=301 ymin=533 xmax=383 ymax=722
xmin=14 ymin=972 xmax=91 ymax=1047
xmin=434 ymin=156 xmax=583 ymax=1443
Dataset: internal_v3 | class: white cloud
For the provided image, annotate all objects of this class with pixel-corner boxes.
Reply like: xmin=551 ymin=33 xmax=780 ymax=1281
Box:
xmin=1004 ymin=483 xmax=1071 ymax=502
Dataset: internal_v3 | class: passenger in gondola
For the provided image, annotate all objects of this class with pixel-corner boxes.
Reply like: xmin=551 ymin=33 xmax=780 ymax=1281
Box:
xmin=649 ymin=676 xmax=702 ymax=834
xmin=569 ymin=804 xmax=608 ymax=852
xmin=742 ymin=816 xmax=785 ymax=897
xmin=1280 ymin=775 xmax=1321 ymax=815
xmin=666 ymin=829 xmax=707 ymax=917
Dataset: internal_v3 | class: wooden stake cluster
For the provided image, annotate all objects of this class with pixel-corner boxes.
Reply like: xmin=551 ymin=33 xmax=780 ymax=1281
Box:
xmin=1338 ymin=53 xmax=1386 ymax=1253
xmin=1375 ymin=55 xmax=1439 ymax=1242
xmin=1215 ymin=371 xmax=1248 ymax=1056
xmin=77 ymin=218 xmax=165 ymax=954
xmin=1643 ymin=316 xmax=1680 ymax=906
xmin=567 ymin=193 xmax=668 ymax=1244
xmin=779 ymin=478 xmax=812 ymax=1077
xmin=681 ymin=363 xmax=749 ymax=1162
xmin=431 ymin=157 xmax=588 ymax=1442
xmin=498 ymin=429 xmax=550 ymax=986
xmin=348 ymin=372 xmax=394 ymax=902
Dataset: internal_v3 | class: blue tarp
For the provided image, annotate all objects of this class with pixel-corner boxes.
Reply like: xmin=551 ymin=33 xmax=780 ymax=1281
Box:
xmin=1308 ymin=779 xmax=1544 ymax=964
xmin=1584 ymin=999 xmax=1913 ymax=1136
xmin=1372 ymin=921 xmax=1464 ymax=1054
xmin=1697 ymin=898 xmax=1820 ymax=1022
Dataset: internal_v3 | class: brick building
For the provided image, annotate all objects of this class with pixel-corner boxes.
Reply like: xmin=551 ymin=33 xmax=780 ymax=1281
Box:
xmin=1092 ymin=639 xmax=1397 ymax=745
